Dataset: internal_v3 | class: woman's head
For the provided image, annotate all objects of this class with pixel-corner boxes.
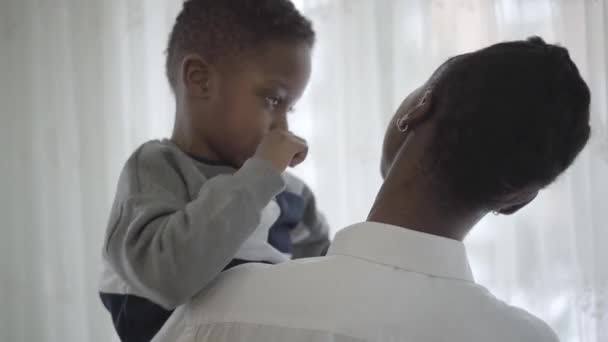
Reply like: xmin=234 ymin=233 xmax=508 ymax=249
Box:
xmin=382 ymin=37 xmax=591 ymax=214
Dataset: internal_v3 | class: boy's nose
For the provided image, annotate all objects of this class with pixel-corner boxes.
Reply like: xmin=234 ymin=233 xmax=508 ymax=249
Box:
xmin=271 ymin=112 xmax=289 ymax=131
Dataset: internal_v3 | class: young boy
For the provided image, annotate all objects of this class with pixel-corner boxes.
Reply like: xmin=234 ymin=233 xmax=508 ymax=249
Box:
xmin=98 ymin=1 xmax=330 ymax=341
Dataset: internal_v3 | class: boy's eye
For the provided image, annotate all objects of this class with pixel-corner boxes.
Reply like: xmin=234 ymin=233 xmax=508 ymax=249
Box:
xmin=265 ymin=96 xmax=281 ymax=108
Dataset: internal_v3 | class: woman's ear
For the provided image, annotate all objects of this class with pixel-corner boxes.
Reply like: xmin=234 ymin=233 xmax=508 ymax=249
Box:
xmin=180 ymin=54 xmax=212 ymax=98
xmin=495 ymin=190 xmax=539 ymax=215
xmin=396 ymin=89 xmax=433 ymax=132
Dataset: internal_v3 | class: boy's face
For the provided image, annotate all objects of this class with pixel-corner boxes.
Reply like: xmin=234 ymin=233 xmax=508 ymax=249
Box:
xmin=194 ymin=42 xmax=312 ymax=168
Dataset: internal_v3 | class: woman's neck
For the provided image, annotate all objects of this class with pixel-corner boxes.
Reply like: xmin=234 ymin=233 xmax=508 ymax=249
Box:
xmin=367 ymin=178 xmax=485 ymax=241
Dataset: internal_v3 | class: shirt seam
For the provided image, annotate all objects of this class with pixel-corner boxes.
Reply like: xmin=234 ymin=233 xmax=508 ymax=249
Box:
xmin=329 ymin=252 xmax=475 ymax=283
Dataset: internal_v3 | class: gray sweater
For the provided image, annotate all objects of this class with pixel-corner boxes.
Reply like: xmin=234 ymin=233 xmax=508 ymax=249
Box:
xmin=99 ymin=140 xmax=330 ymax=310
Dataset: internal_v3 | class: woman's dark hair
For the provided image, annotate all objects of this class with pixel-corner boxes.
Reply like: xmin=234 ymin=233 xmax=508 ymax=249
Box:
xmin=428 ymin=37 xmax=591 ymax=207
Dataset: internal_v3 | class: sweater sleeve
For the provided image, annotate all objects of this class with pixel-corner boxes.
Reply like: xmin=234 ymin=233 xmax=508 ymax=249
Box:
xmin=103 ymin=145 xmax=285 ymax=309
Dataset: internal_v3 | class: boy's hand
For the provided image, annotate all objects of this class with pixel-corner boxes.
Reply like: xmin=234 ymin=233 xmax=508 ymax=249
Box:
xmin=254 ymin=129 xmax=308 ymax=172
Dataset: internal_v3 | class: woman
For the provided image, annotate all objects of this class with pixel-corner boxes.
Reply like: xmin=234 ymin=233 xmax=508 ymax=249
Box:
xmin=153 ymin=36 xmax=590 ymax=342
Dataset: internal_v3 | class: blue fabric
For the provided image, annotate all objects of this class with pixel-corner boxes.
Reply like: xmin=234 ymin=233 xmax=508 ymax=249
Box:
xmin=268 ymin=192 xmax=306 ymax=253
xmin=186 ymin=153 xmax=233 ymax=167
xmin=100 ymin=293 xmax=172 ymax=342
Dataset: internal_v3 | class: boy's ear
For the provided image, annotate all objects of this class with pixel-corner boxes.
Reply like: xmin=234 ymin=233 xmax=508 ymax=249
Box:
xmin=181 ymin=54 xmax=211 ymax=98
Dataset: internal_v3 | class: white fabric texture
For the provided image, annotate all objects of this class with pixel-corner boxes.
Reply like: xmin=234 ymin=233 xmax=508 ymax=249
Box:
xmin=152 ymin=222 xmax=558 ymax=342
xmin=234 ymin=199 xmax=289 ymax=264
xmin=0 ymin=1 xmax=606 ymax=342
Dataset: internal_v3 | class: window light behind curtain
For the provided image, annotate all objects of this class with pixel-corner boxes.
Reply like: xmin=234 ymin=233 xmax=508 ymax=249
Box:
xmin=0 ymin=1 xmax=606 ymax=342
xmin=292 ymin=1 xmax=607 ymax=342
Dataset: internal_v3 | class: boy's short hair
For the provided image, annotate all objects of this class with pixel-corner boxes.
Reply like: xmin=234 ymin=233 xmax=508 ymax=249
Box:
xmin=428 ymin=37 xmax=591 ymax=207
xmin=166 ymin=0 xmax=315 ymax=90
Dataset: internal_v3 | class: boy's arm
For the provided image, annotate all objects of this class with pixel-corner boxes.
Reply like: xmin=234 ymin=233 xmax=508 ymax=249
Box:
xmin=104 ymin=147 xmax=284 ymax=310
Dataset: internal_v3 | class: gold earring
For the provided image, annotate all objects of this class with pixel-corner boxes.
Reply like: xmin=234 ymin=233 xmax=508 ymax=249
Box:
xmin=397 ymin=117 xmax=409 ymax=132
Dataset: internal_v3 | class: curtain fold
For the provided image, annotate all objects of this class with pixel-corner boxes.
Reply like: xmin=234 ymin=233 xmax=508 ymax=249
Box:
xmin=1 ymin=1 xmax=179 ymax=341
xmin=0 ymin=1 xmax=606 ymax=341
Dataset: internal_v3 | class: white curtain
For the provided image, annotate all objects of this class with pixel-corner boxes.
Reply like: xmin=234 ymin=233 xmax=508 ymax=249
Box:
xmin=0 ymin=1 xmax=179 ymax=341
xmin=292 ymin=1 xmax=608 ymax=341
xmin=0 ymin=1 xmax=606 ymax=342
